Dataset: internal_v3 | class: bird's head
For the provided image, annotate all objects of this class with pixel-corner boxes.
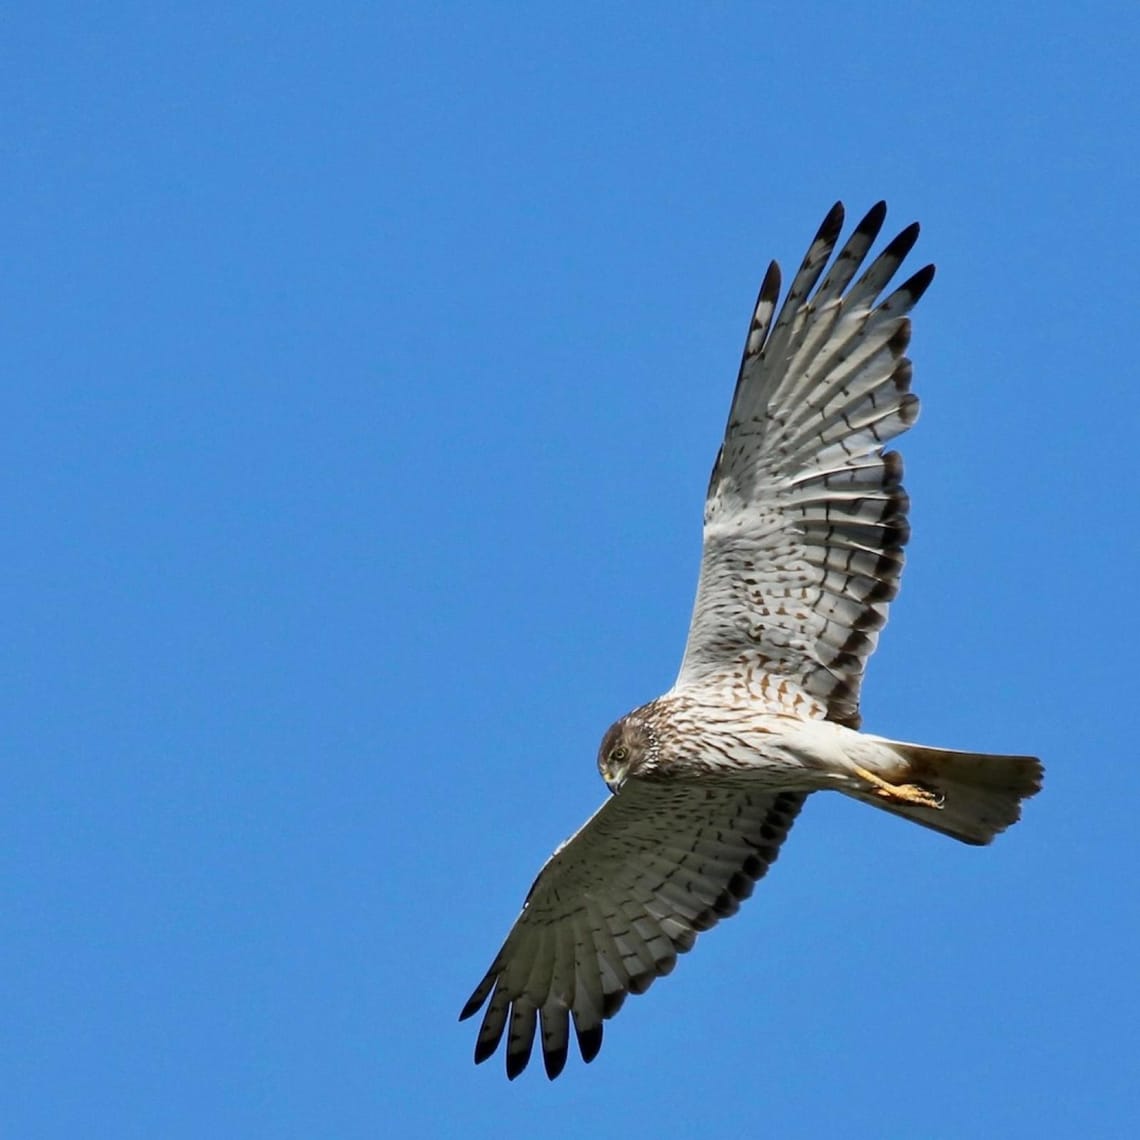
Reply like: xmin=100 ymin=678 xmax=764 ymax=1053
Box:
xmin=596 ymin=711 xmax=658 ymax=793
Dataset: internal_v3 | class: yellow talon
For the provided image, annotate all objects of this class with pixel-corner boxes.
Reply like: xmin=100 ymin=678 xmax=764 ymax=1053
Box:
xmin=851 ymin=764 xmax=944 ymax=809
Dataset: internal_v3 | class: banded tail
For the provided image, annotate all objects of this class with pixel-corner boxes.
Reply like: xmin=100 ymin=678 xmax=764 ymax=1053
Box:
xmin=851 ymin=740 xmax=1043 ymax=845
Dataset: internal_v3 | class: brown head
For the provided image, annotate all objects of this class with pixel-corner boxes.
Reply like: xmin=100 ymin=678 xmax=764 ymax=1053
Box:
xmin=596 ymin=708 xmax=660 ymax=792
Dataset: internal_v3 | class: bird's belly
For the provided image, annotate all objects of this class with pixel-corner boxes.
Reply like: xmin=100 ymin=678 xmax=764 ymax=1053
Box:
xmin=657 ymin=714 xmax=841 ymax=790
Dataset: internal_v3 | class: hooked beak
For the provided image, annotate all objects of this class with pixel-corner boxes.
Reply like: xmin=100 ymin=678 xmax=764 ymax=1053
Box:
xmin=605 ymin=768 xmax=629 ymax=795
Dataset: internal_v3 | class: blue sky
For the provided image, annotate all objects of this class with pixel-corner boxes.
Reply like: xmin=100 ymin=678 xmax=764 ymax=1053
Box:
xmin=4 ymin=5 xmax=1137 ymax=1137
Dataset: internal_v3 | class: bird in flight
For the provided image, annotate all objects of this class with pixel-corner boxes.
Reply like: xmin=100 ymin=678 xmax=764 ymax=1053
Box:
xmin=460 ymin=202 xmax=1042 ymax=1080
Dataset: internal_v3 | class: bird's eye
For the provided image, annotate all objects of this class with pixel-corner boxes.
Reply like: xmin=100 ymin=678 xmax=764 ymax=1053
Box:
xmin=610 ymin=745 xmax=629 ymax=763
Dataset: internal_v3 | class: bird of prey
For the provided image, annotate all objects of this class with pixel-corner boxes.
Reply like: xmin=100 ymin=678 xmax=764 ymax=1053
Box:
xmin=460 ymin=202 xmax=1042 ymax=1080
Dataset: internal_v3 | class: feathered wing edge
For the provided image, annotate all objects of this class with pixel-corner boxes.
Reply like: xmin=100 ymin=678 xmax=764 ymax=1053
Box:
xmin=688 ymin=203 xmax=936 ymax=728
xmin=459 ymin=786 xmax=807 ymax=1079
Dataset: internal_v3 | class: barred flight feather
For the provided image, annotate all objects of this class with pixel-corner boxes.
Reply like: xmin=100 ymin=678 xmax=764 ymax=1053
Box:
xmin=680 ymin=202 xmax=934 ymax=727
xmin=460 ymin=782 xmax=805 ymax=1078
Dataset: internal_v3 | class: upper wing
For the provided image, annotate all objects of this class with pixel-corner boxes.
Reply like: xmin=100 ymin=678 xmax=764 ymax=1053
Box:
xmin=676 ymin=202 xmax=935 ymax=728
xmin=460 ymin=782 xmax=805 ymax=1079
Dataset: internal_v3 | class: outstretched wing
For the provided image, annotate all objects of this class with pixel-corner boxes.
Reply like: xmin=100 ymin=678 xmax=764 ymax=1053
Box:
xmin=676 ymin=202 xmax=935 ymax=728
xmin=460 ymin=783 xmax=805 ymax=1079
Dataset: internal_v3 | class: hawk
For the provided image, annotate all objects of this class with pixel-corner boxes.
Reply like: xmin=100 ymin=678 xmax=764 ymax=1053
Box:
xmin=461 ymin=203 xmax=1042 ymax=1080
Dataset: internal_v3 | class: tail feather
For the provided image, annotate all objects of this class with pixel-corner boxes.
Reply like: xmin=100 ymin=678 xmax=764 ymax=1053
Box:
xmin=850 ymin=740 xmax=1043 ymax=846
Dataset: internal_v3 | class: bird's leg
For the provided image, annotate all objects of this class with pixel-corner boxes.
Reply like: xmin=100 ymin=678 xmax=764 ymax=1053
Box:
xmin=850 ymin=764 xmax=944 ymax=809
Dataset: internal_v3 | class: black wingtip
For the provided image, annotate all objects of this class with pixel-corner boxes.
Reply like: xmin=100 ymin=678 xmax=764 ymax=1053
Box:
xmin=818 ymin=201 xmax=845 ymax=244
xmin=458 ymin=988 xmax=485 ymax=1022
xmin=574 ymin=1020 xmax=604 ymax=1064
xmin=857 ymin=200 xmax=888 ymax=237
xmin=543 ymin=1043 xmax=569 ymax=1081
xmin=758 ymin=259 xmax=781 ymax=306
xmin=881 ymin=220 xmax=922 ymax=264
xmin=900 ymin=262 xmax=936 ymax=303
xmin=505 ymin=1050 xmax=530 ymax=1081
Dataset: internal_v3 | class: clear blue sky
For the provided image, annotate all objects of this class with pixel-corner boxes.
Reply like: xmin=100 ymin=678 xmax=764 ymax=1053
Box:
xmin=4 ymin=5 xmax=1137 ymax=1137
